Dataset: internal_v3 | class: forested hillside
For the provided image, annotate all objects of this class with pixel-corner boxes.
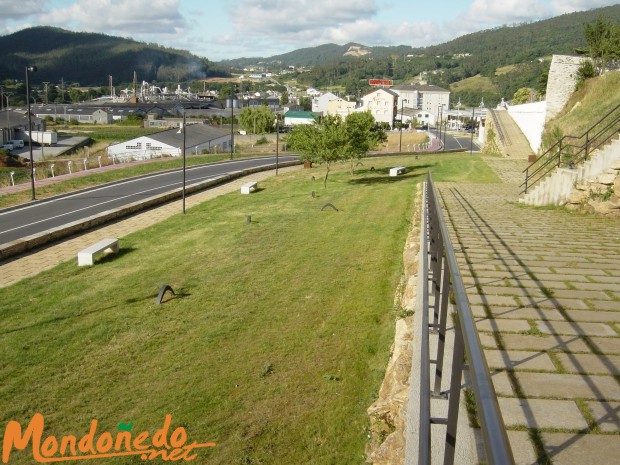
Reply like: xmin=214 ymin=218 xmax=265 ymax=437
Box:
xmin=282 ymin=4 xmax=620 ymax=106
xmin=0 ymin=27 xmax=229 ymax=86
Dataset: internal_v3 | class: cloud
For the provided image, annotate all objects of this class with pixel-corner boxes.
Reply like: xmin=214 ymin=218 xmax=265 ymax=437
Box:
xmin=460 ymin=0 xmax=551 ymax=24
xmin=42 ymin=0 xmax=187 ymax=36
xmin=2 ymin=0 xmax=47 ymax=18
xmin=550 ymin=0 xmax=618 ymax=14
xmin=232 ymin=0 xmax=377 ymax=38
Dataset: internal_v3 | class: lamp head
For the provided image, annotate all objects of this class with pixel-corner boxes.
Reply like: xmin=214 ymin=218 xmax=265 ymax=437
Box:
xmin=26 ymin=66 xmax=37 ymax=73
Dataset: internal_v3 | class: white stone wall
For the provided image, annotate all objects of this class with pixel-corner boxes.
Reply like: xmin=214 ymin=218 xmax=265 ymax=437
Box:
xmin=545 ymin=55 xmax=586 ymax=122
xmin=507 ymin=101 xmax=547 ymax=152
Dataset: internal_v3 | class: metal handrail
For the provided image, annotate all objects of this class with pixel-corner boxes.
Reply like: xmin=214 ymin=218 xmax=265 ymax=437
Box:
xmin=417 ymin=173 xmax=514 ymax=465
xmin=521 ymin=102 xmax=620 ymax=194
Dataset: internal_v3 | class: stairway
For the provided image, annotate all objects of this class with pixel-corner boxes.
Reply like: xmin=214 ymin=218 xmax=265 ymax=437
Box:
xmin=488 ymin=109 xmax=534 ymax=159
xmin=520 ymin=137 xmax=620 ymax=206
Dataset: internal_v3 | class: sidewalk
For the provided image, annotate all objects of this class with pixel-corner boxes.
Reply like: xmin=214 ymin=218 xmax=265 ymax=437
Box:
xmin=0 ymin=166 xmax=300 ymax=288
xmin=438 ymin=157 xmax=620 ymax=464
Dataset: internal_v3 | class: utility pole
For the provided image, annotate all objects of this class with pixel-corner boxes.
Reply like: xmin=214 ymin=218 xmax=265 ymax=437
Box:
xmin=43 ymin=82 xmax=50 ymax=105
xmin=230 ymin=85 xmax=235 ymax=160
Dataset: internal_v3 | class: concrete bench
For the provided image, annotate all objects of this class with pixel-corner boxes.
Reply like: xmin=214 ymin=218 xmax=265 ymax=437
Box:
xmin=390 ymin=166 xmax=406 ymax=177
xmin=241 ymin=181 xmax=258 ymax=194
xmin=77 ymin=238 xmax=119 ymax=266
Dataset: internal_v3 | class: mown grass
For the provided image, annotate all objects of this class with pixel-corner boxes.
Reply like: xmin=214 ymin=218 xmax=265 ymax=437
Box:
xmin=0 ymin=153 xmax=499 ymax=464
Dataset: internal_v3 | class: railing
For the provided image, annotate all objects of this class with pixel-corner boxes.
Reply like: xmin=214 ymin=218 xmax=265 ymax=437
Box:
xmin=416 ymin=173 xmax=514 ymax=465
xmin=521 ymin=102 xmax=620 ymax=194
xmin=488 ymin=109 xmax=512 ymax=147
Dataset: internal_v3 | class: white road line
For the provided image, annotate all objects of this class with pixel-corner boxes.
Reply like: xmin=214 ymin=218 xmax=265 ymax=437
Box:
xmin=0 ymin=158 xmax=277 ymax=217
xmin=0 ymin=175 xmax=218 ymax=236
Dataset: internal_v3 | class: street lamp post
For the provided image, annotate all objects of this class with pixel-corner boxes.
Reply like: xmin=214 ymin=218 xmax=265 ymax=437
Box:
xmin=274 ymin=115 xmax=279 ymax=175
xmin=26 ymin=65 xmax=37 ymax=201
xmin=230 ymin=86 xmax=235 ymax=160
xmin=399 ymin=98 xmax=406 ymax=153
xmin=178 ymin=111 xmax=187 ymax=214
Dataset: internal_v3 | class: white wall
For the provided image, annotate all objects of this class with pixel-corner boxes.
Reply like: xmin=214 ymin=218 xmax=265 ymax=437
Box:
xmin=507 ymin=101 xmax=547 ymax=153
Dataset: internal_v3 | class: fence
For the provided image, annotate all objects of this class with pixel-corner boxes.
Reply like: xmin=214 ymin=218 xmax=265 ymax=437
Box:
xmin=409 ymin=173 xmax=514 ymax=465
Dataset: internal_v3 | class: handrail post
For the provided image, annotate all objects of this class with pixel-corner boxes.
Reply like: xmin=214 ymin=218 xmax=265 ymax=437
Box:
xmin=557 ymin=139 xmax=562 ymax=168
xmin=585 ymin=131 xmax=590 ymax=161
xmin=443 ymin=320 xmax=465 ymax=465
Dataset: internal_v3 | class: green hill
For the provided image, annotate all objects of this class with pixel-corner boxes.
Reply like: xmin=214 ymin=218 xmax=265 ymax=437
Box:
xmin=0 ymin=27 xmax=229 ymax=86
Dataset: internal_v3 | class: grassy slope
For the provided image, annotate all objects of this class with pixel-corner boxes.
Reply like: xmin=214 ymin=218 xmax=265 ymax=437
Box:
xmin=544 ymin=71 xmax=620 ymax=139
xmin=450 ymin=74 xmax=497 ymax=93
xmin=0 ymin=154 xmax=499 ymax=464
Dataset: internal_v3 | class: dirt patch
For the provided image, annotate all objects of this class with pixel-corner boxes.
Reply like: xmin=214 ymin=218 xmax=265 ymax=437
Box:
xmin=0 ymin=153 xmax=28 ymax=168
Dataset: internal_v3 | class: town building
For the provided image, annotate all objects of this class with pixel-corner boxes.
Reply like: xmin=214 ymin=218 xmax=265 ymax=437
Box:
xmin=284 ymin=111 xmax=318 ymax=126
xmin=311 ymin=92 xmax=338 ymax=115
xmin=326 ymin=98 xmax=358 ymax=119
xmin=360 ymin=88 xmax=399 ymax=128
xmin=106 ymin=123 xmax=231 ymax=161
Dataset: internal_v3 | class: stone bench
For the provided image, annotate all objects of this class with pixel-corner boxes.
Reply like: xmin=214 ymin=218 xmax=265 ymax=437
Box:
xmin=390 ymin=166 xmax=406 ymax=176
xmin=77 ymin=238 xmax=119 ymax=266
xmin=241 ymin=181 xmax=258 ymax=194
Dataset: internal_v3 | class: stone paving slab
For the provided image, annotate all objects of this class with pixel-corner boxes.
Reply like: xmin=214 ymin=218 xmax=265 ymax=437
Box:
xmin=515 ymin=372 xmax=620 ymax=401
xmin=498 ymin=398 xmax=588 ymax=430
xmin=482 ymin=333 xmax=592 ymax=353
xmin=506 ymin=431 xmax=538 ymax=465
xmin=536 ymin=320 xmax=617 ymax=337
xmin=564 ymin=309 xmax=620 ymax=323
xmin=482 ymin=306 xmax=565 ymax=321
xmin=476 ymin=318 xmax=531 ymax=333
xmin=542 ymin=433 xmax=620 ymax=465
xmin=585 ymin=401 xmax=620 ymax=432
xmin=588 ymin=336 xmax=620 ymax=354
xmin=480 ymin=285 xmax=546 ymax=298
xmin=589 ymin=300 xmax=620 ymax=311
xmin=554 ymin=353 xmax=620 ymax=375
xmin=468 ymin=294 xmax=519 ymax=307
xmin=547 ymin=267 xmax=611 ymax=276
xmin=484 ymin=349 xmax=556 ymax=371
xmin=518 ymin=298 xmax=590 ymax=310
xmin=571 ymin=282 xmax=620 ymax=292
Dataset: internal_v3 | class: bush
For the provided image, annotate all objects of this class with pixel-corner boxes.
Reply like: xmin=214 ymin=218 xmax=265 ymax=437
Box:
xmin=575 ymin=60 xmax=597 ymax=91
xmin=255 ymin=136 xmax=269 ymax=145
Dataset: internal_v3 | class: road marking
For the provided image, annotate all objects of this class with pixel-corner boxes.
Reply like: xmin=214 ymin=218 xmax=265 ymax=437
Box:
xmin=0 ymin=176 xmax=219 ymax=236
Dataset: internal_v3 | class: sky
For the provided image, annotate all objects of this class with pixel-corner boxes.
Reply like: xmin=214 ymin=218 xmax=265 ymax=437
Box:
xmin=0 ymin=0 xmax=618 ymax=61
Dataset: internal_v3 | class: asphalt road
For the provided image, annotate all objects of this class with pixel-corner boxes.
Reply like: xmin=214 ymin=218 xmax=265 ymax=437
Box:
xmin=0 ymin=155 xmax=297 ymax=247
xmin=430 ymin=129 xmax=480 ymax=152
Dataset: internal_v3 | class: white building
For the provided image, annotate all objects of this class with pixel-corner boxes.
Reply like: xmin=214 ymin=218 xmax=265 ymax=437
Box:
xmin=360 ymin=88 xmax=399 ymax=128
xmin=283 ymin=111 xmax=318 ymax=126
xmin=107 ymin=123 xmax=231 ymax=161
xmin=326 ymin=98 xmax=358 ymax=119
xmin=391 ymin=83 xmax=450 ymax=121
xmin=311 ymin=92 xmax=339 ymax=115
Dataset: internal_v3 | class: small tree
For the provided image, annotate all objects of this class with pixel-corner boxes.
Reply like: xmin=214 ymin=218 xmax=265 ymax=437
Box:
xmin=287 ymin=115 xmax=347 ymax=188
xmin=238 ymin=106 xmax=275 ymax=134
xmin=343 ymin=111 xmax=385 ymax=174
xmin=511 ymin=87 xmax=533 ymax=105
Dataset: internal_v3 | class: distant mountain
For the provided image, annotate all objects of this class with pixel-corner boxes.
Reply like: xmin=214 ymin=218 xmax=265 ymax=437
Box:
xmin=0 ymin=27 xmax=230 ymax=86
xmin=219 ymin=42 xmax=419 ymax=69
xmin=220 ymin=4 xmax=620 ymax=71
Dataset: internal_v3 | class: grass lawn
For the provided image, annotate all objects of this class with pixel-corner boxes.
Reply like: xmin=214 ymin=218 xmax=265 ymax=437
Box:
xmin=0 ymin=154 xmax=499 ymax=464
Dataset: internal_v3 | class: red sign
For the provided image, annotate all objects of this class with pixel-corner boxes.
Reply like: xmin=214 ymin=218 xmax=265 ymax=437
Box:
xmin=369 ymin=79 xmax=393 ymax=86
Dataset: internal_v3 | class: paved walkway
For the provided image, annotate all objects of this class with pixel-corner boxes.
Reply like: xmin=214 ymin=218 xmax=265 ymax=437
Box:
xmin=490 ymin=110 xmax=535 ymax=159
xmin=438 ymin=157 xmax=620 ymax=464
xmin=0 ymin=166 xmax=300 ymax=288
